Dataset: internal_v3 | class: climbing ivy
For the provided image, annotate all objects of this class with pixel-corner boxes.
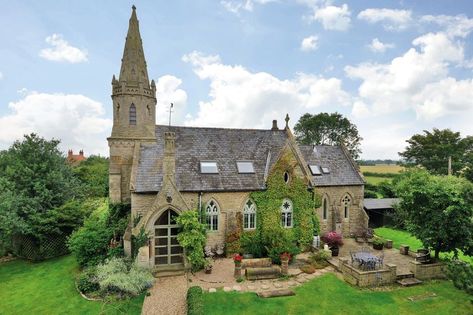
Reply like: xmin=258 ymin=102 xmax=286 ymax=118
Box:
xmin=176 ymin=210 xmax=207 ymax=272
xmin=248 ymin=149 xmax=320 ymax=262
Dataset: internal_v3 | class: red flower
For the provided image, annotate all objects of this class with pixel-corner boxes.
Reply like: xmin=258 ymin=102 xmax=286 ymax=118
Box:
xmin=233 ymin=254 xmax=243 ymax=262
xmin=280 ymin=252 xmax=291 ymax=261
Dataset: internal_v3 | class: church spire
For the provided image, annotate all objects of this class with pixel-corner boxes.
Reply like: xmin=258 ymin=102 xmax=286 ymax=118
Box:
xmin=119 ymin=5 xmax=150 ymax=86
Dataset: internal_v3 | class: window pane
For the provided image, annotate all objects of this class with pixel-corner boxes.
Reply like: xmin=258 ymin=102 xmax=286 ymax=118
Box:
xmin=171 ymin=255 xmax=183 ymax=264
xmin=155 ymin=257 xmax=167 ymax=265
xmin=237 ymin=161 xmax=255 ymax=173
xmin=212 ymin=215 xmax=218 ymax=231
xmin=244 ymin=213 xmax=248 ymax=229
xmin=281 ymin=213 xmax=285 ymax=227
xmin=287 ymin=213 xmax=292 ymax=227
xmin=250 ymin=213 xmax=255 ymax=229
xmin=155 ymin=238 xmax=167 ymax=246
xmin=171 ymin=246 xmax=183 ymax=254
xmin=201 ymin=161 xmax=218 ymax=173
xmin=157 ymin=247 xmax=168 ymax=255
xmin=155 ymin=228 xmax=167 ymax=237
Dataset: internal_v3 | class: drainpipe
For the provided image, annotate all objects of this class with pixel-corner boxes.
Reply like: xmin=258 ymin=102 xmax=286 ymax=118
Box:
xmin=198 ymin=191 xmax=203 ymax=222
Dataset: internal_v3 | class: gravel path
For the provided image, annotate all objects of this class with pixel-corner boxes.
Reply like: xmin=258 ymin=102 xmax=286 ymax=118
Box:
xmin=142 ymin=275 xmax=188 ymax=315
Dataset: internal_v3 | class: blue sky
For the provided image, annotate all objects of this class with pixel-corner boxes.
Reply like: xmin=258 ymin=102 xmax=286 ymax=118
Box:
xmin=1 ymin=0 xmax=472 ymax=159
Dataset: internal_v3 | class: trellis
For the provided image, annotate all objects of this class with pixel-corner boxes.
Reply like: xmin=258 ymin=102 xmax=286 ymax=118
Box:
xmin=12 ymin=234 xmax=69 ymax=261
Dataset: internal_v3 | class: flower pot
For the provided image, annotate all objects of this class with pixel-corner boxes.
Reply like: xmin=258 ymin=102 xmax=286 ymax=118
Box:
xmin=330 ymin=246 xmax=339 ymax=256
xmin=205 ymin=268 xmax=212 ymax=274
xmin=373 ymin=243 xmax=384 ymax=250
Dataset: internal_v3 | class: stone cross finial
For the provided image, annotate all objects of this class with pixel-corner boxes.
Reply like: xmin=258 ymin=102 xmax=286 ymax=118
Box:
xmin=285 ymin=113 xmax=290 ymax=129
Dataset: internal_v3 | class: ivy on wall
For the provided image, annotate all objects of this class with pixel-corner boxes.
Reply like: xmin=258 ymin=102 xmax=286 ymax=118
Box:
xmin=247 ymin=148 xmax=321 ymax=261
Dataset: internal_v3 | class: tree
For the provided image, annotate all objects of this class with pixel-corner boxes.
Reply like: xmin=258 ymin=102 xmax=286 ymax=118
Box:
xmin=399 ymin=128 xmax=473 ymax=181
xmin=294 ymin=112 xmax=362 ymax=159
xmin=73 ymin=155 xmax=109 ymax=198
xmin=0 ymin=134 xmax=82 ymax=243
xmin=394 ymin=169 xmax=473 ymax=259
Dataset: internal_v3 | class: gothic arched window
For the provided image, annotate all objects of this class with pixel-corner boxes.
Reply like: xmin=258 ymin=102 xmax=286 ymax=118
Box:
xmin=243 ymin=199 xmax=256 ymax=230
xmin=323 ymin=197 xmax=328 ymax=220
xmin=281 ymin=198 xmax=293 ymax=228
xmin=206 ymin=200 xmax=219 ymax=231
xmin=342 ymin=195 xmax=351 ymax=219
xmin=129 ymin=103 xmax=137 ymax=125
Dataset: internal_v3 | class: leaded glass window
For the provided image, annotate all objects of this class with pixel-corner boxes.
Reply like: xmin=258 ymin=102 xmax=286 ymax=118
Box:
xmin=206 ymin=200 xmax=219 ymax=231
xmin=281 ymin=198 xmax=293 ymax=228
xmin=243 ymin=199 xmax=256 ymax=230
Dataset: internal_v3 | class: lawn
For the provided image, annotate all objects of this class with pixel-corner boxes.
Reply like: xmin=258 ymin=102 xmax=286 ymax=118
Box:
xmin=203 ymin=273 xmax=472 ymax=315
xmin=364 ymin=176 xmax=390 ymax=185
xmin=375 ymin=227 xmax=473 ymax=264
xmin=0 ymin=255 xmax=144 ymax=315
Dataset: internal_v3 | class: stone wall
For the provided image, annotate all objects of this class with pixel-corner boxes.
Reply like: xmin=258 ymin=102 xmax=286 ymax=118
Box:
xmin=339 ymin=258 xmax=397 ymax=287
xmin=316 ymin=185 xmax=367 ymax=237
xmin=409 ymin=261 xmax=446 ymax=280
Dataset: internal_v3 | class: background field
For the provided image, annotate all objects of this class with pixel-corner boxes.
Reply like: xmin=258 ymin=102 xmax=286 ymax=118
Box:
xmin=361 ymin=164 xmax=404 ymax=185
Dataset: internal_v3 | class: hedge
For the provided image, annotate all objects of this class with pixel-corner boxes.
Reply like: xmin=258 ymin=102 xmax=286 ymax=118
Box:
xmin=187 ymin=286 xmax=203 ymax=315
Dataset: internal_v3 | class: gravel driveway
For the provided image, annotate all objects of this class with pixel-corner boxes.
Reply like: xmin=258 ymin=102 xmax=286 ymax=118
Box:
xmin=142 ymin=275 xmax=188 ymax=315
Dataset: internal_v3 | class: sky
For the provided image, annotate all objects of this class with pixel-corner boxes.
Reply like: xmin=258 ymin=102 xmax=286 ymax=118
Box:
xmin=0 ymin=0 xmax=473 ymax=159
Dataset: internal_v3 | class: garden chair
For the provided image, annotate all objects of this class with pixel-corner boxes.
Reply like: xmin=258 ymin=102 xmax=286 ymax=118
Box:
xmin=204 ymin=245 xmax=214 ymax=257
xmin=377 ymin=253 xmax=384 ymax=268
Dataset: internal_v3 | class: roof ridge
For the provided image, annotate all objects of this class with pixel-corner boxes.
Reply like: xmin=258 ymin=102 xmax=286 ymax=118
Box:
xmin=156 ymin=124 xmax=286 ymax=132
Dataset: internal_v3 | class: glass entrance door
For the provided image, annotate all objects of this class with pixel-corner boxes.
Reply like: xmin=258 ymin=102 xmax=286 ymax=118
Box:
xmin=154 ymin=209 xmax=183 ymax=266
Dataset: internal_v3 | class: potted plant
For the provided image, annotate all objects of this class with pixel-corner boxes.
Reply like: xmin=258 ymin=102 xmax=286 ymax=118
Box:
xmin=372 ymin=238 xmax=385 ymax=250
xmin=204 ymin=258 xmax=213 ymax=274
xmin=280 ymin=252 xmax=291 ymax=275
xmin=233 ymin=254 xmax=243 ymax=278
xmin=321 ymin=231 xmax=344 ymax=256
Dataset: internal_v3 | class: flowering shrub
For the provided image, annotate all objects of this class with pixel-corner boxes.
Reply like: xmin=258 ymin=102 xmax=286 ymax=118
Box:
xmin=233 ymin=254 xmax=243 ymax=263
xmin=321 ymin=231 xmax=343 ymax=247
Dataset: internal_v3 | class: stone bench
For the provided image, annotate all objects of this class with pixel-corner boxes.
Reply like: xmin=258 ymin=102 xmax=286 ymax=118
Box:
xmin=245 ymin=266 xmax=281 ymax=280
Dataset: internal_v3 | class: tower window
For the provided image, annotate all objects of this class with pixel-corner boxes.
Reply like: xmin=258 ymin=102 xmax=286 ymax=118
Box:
xmin=129 ymin=103 xmax=137 ymax=125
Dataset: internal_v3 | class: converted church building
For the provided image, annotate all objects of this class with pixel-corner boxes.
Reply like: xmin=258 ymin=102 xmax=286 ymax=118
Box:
xmin=108 ymin=6 xmax=367 ymax=272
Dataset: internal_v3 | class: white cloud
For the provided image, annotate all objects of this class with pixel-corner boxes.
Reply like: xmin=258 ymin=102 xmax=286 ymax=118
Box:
xmin=358 ymin=8 xmax=412 ymax=31
xmin=0 ymin=92 xmax=111 ymax=155
xmin=155 ymin=75 xmax=188 ymax=125
xmin=312 ymin=4 xmax=351 ymax=31
xmin=301 ymin=35 xmax=319 ymax=52
xmin=368 ymin=38 xmax=394 ymax=53
xmin=0 ymin=71 xmax=3 ymax=80
xmin=420 ymin=14 xmax=473 ymax=38
xmin=182 ymin=51 xmax=351 ymax=128
xmin=221 ymin=0 xmax=274 ymax=14
xmin=345 ymin=32 xmax=470 ymax=120
xmin=39 ymin=34 xmax=88 ymax=63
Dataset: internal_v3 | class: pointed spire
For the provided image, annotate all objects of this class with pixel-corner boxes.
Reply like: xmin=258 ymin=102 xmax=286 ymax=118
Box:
xmin=119 ymin=5 xmax=149 ymax=86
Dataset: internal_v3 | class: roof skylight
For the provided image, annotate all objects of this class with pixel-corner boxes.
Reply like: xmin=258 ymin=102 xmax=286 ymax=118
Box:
xmin=237 ymin=161 xmax=255 ymax=173
xmin=200 ymin=161 xmax=218 ymax=174
xmin=309 ymin=165 xmax=322 ymax=176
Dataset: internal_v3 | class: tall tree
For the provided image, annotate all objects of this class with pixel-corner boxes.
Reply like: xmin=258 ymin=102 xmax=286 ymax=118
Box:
xmin=394 ymin=169 xmax=473 ymax=259
xmin=294 ymin=112 xmax=362 ymax=159
xmin=0 ymin=134 xmax=82 ymax=240
xmin=73 ymin=156 xmax=109 ymax=198
xmin=399 ymin=128 xmax=473 ymax=181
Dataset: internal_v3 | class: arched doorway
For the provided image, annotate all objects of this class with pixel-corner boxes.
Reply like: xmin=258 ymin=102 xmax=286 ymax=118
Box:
xmin=154 ymin=209 xmax=183 ymax=267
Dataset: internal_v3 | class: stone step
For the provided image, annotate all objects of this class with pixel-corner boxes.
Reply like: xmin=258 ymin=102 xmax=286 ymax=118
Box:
xmin=396 ymin=272 xmax=415 ymax=280
xmin=396 ymin=277 xmax=423 ymax=287
xmin=154 ymin=269 xmax=186 ymax=278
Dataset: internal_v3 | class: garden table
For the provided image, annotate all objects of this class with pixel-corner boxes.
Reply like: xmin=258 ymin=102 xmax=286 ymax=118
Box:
xmin=353 ymin=252 xmax=379 ymax=270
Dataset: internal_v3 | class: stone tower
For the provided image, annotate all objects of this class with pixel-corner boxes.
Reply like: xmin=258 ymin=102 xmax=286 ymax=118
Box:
xmin=108 ymin=5 xmax=157 ymax=203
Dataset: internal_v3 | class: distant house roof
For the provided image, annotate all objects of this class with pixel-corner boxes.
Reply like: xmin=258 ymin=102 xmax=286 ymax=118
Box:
xmin=363 ymin=198 xmax=400 ymax=210
xmin=67 ymin=150 xmax=86 ymax=164
xmin=134 ymin=125 xmax=365 ymax=193
xmin=299 ymin=145 xmax=365 ymax=187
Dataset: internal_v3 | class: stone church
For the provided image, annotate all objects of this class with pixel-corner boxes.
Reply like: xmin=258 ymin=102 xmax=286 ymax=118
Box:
xmin=109 ymin=6 xmax=367 ymax=272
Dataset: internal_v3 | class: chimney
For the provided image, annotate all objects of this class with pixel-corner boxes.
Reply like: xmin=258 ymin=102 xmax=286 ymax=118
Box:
xmin=68 ymin=150 xmax=73 ymax=157
xmin=271 ymin=120 xmax=279 ymax=131
xmin=163 ymin=132 xmax=176 ymax=176
xmin=79 ymin=150 xmax=84 ymax=156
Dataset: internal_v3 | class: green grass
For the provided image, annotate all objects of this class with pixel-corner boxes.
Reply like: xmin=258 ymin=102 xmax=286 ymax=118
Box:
xmin=375 ymin=227 xmax=473 ymax=264
xmin=364 ymin=176 xmax=391 ymax=185
xmin=0 ymin=255 xmax=144 ymax=315
xmin=203 ymin=273 xmax=472 ymax=315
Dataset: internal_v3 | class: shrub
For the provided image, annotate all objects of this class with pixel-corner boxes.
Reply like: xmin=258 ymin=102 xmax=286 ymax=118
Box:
xmin=310 ymin=250 xmax=330 ymax=263
xmin=321 ymin=231 xmax=343 ymax=248
xmin=240 ymin=231 xmax=264 ymax=257
xmin=266 ymin=230 xmax=300 ymax=264
xmin=95 ymin=257 xmax=154 ymax=297
xmin=372 ymin=238 xmax=386 ymax=246
xmin=300 ymin=264 xmax=316 ymax=274
xmin=364 ymin=190 xmax=378 ymax=199
xmin=77 ymin=267 xmax=99 ymax=294
xmin=131 ymin=227 xmax=149 ymax=259
xmin=187 ymin=286 xmax=204 ymax=315
xmin=176 ymin=210 xmax=207 ymax=272
xmin=446 ymin=260 xmax=473 ymax=295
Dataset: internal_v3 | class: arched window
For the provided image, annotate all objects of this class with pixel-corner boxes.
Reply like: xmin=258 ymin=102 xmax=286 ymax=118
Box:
xmin=342 ymin=195 xmax=351 ymax=219
xmin=243 ymin=199 xmax=256 ymax=230
xmin=129 ymin=103 xmax=137 ymax=125
xmin=323 ymin=197 xmax=328 ymax=221
xmin=205 ymin=200 xmax=219 ymax=231
xmin=281 ymin=198 xmax=293 ymax=228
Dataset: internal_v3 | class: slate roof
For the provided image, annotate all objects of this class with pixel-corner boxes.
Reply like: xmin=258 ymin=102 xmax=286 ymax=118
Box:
xmin=363 ymin=198 xmax=400 ymax=210
xmin=299 ymin=145 xmax=365 ymax=187
xmin=135 ymin=126 xmax=365 ymax=193
xmin=135 ymin=125 xmax=288 ymax=192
